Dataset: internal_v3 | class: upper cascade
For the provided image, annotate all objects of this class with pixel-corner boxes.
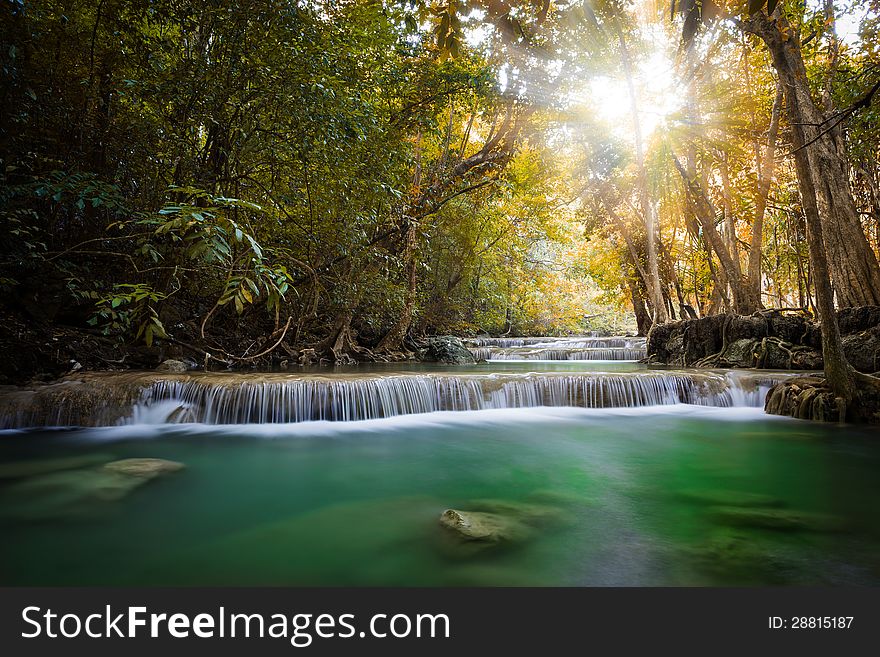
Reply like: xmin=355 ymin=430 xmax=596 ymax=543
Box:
xmin=0 ymin=369 xmax=792 ymax=429
xmin=464 ymin=336 xmax=647 ymax=361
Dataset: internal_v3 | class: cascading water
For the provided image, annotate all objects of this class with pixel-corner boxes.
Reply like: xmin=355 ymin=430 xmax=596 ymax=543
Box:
xmin=471 ymin=347 xmax=646 ymax=361
xmin=0 ymin=369 xmax=797 ymax=429
xmin=466 ymin=336 xmax=647 ymax=361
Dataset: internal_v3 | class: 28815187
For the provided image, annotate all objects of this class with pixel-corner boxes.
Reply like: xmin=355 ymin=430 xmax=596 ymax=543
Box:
xmin=768 ymin=617 xmax=854 ymax=629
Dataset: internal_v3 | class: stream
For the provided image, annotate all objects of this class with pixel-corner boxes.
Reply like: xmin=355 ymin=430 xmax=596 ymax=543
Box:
xmin=1 ymin=337 xmax=878 ymax=586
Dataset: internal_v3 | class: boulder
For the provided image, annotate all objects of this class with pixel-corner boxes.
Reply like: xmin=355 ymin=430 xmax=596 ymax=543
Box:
xmin=102 ymin=458 xmax=185 ymax=479
xmin=646 ymin=320 xmax=686 ymax=365
xmin=156 ymin=359 xmax=189 ymax=373
xmin=682 ymin=316 xmax=724 ymax=364
xmin=837 ymin=305 xmax=880 ymax=334
xmin=789 ymin=348 xmax=823 ymax=370
xmin=842 ymin=328 xmax=880 ymax=373
xmin=420 ymin=336 xmax=476 ymax=364
xmin=438 ymin=509 xmax=532 ymax=543
xmin=647 ymin=307 xmax=880 ymax=372
xmin=758 ymin=339 xmax=794 ymax=369
xmin=723 ymin=338 xmax=759 ymax=367
xmin=726 ymin=315 xmax=768 ymax=342
xmin=767 ymin=313 xmax=812 ymax=345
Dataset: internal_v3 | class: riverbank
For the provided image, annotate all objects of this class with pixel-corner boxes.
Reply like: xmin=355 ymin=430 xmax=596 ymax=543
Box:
xmin=645 ymin=307 xmax=880 ymax=372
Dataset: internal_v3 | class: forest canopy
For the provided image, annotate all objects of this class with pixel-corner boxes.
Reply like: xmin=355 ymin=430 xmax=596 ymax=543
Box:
xmin=1 ymin=0 xmax=879 ymax=371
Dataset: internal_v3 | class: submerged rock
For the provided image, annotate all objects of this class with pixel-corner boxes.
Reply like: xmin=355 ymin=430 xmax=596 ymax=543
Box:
xmin=682 ymin=533 xmax=797 ymax=584
xmin=464 ymin=499 xmax=565 ymax=525
xmin=0 ymin=458 xmax=185 ymax=521
xmin=711 ymin=506 xmax=848 ymax=532
xmin=419 ymin=336 xmax=476 ymax=364
xmin=438 ymin=509 xmax=531 ymax=543
xmin=102 ymin=458 xmax=185 ymax=479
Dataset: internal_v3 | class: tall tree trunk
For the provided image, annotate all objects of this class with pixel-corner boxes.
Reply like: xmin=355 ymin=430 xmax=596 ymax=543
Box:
xmin=615 ymin=23 xmax=668 ymax=324
xmin=376 ymin=221 xmax=418 ymax=354
xmin=626 ymin=275 xmax=652 ymax=336
xmin=788 ymin=109 xmax=856 ymax=401
xmin=673 ymin=156 xmax=760 ymax=314
xmin=744 ymin=11 xmax=880 ymax=307
xmin=749 ymin=81 xmax=783 ymax=303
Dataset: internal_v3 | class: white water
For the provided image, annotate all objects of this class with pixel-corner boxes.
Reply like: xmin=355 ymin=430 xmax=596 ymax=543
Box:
xmin=0 ymin=330 xmax=798 ymax=429
xmin=63 ymin=404 xmax=794 ymax=443
xmin=466 ymin=336 xmax=647 ymax=362
xmin=471 ymin=347 xmax=646 ymax=361
xmin=111 ymin=370 xmax=792 ymax=427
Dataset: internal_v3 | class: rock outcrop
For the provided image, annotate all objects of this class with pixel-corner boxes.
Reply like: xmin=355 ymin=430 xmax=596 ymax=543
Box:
xmin=646 ymin=307 xmax=880 ymax=372
xmin=419 ymin=336 xmax=476 ymax=364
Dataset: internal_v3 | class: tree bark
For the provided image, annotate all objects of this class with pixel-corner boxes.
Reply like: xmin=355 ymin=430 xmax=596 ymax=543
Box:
xmin=615 ymin=22 xmax=668 ymax=325
xmin=626 ymin=275 xmax=652 ymax=336
xmin=749 ymin=81 xmax=783 ymax=302
xmin=744 ymin=11 xmax=880 ymax=307
xmin=672 ymin=155 xmax=761 ymax=314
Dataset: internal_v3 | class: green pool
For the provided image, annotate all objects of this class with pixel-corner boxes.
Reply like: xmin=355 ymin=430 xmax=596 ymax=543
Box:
xmin=2 ymin=404 xmax=878 ymax=586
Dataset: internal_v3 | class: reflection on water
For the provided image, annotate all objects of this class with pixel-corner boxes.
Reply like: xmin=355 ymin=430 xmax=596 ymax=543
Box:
xmin=1 ymin=406 xmax=878 ymax=586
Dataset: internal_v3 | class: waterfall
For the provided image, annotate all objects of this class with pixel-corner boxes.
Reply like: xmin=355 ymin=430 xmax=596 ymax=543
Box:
xmin=465 ymin=336 xmax=641 ymax=349
xmin=473 ymin=348 xmax=646 ymax=361
xmin=0 ymin=370 xmax=796 ymax=429
xmin=467 ymin=336 xmax=647 ymax=361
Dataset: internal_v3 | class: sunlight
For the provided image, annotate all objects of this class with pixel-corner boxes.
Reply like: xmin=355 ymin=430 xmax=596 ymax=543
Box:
xmin=576 ymin=43 xmax=682 ymax=144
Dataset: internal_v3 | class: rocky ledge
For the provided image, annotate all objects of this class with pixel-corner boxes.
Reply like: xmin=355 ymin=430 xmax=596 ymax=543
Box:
xmin=646 ymin=306 xmax=880 ymax=372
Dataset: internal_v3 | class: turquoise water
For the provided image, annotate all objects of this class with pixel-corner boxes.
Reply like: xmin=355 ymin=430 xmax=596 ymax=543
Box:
xmin=1 ymin=405 xmax=878 ymax=586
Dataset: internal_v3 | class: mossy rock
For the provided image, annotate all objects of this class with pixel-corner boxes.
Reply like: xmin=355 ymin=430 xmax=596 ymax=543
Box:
xmin=710 ymin=506 xmax=848 ymax=532
xmin=156 ymin=359 xmax=189 ymax=373
xmin=102 ymin=458 xmax=185 ymax=479
xmin=438 ymin=509 xmax=533 ymax=543
xmin=723 ymin=339 xmax=759 ymax=367
xmin=419 ymin=337 xmax=476 ymax=364
xmin=682 ymin=533 xmax=796 ymax=584
xmin=0 ymin=457 xmax=185 ymax=521
xmin=677 ymin=489 xmax=784 ymax=509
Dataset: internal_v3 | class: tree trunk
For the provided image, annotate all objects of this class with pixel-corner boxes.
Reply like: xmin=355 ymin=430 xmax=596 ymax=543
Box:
xmin=788 ymin=112 xmax=857 ymax=401
xmin=627 ymin=275 xmax=652 ymax=336
xmin=745 ymin=11 xmax=880 ymax=307
xmin=672 ymin=156 xmax=761 ymax=314
xmin=375 ymin=222 xmax=418 ymax=354
xmin=742 ymin=12 xmax=856 ymax=401
xmin=749 ymin=81 xmax=783 ymax=302
xmin=615 ymin=23 xmax=668 ymax=324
